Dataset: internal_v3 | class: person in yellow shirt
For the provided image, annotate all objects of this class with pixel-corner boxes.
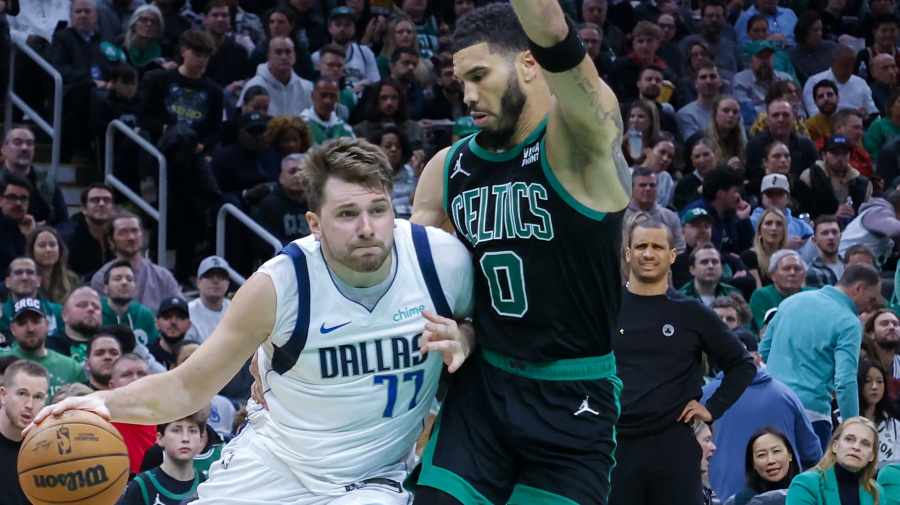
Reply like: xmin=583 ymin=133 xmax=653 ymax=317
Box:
xmin=805 ymin=80 xmax=839 ymax=143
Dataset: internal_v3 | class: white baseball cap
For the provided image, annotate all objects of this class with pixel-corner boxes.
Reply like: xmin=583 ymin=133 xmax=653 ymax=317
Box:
xmin=761 ymin=173 xmax=790 ymax=194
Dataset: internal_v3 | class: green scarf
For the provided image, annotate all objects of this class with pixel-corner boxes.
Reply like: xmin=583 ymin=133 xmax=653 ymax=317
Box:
xmin=128 ymin=39 xmax=162 ymax=68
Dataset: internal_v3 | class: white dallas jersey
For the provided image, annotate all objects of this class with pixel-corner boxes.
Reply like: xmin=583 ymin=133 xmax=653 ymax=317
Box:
xmin=253 ymin=220 xmax=473 ymax=493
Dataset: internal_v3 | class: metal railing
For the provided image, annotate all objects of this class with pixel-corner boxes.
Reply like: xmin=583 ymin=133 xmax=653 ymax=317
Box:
xmin=216 ymin=203 xmax=283 ymax=285
xmin=104 ymin=120 xmax=168 ymax=263
xmin=5 ymin=39 xmax=63 ymax=179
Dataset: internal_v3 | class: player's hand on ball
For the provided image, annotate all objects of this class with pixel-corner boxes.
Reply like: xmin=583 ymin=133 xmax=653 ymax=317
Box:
xmin=419 ymin=310 xmax=470 ymax=373
xmin=23 ymin=394 xmax=111 ymax=437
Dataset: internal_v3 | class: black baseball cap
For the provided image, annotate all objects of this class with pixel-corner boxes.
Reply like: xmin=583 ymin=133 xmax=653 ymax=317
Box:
xmin=157 ymin=297 xmax=189 ymax=317
xmin=238 ymin=113 xmax=270 ymax=131
xmin=823 ymin=134 xmax=853 ymax=153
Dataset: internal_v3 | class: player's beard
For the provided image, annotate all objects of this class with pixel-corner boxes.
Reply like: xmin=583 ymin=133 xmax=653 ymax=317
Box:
xmin=477 ymin=72 xmax=527 ymax=150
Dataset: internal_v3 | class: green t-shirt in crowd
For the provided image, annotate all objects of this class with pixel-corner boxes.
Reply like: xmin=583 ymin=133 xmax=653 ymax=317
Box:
xmin=101 ymin=298 xmax=159 ymax=346
xmin=0 ymin=344 xmax=87 ymax=397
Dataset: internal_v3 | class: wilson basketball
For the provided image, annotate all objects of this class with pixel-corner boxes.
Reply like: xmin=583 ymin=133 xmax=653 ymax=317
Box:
xmin=18 ymin=410 xmax=130 ymax=505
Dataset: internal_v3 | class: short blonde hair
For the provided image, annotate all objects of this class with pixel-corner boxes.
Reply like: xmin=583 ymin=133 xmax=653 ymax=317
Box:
xmin=301 ymin=138 xmax=394 ymax=213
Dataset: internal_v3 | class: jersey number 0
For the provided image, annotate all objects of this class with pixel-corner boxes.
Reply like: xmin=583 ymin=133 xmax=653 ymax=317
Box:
xmin=480 ymin=251 xmax=528 ymax=318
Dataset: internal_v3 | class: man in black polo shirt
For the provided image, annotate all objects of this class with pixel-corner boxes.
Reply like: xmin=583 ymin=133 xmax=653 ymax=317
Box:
xmin=611 ymin=219 xmax=755 ymax=505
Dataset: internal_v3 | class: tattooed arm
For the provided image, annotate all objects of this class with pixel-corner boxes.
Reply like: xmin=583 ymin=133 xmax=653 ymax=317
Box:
xmin=510 ymin=0 xmax=631 ymax=212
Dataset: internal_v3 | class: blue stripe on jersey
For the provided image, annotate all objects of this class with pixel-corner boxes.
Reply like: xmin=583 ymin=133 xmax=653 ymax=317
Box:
xmin=272 ymin=242 xmax=311 ymax=374
xmin=410 ymin=224 xmax=453 ymax=318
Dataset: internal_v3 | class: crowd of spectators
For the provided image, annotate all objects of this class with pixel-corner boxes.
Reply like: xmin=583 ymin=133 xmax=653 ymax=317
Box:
xmin=1 ymin=0 xmax=478 ymax=286
xmin=8 ymin=0 xmax=900 ymax=503
xmin=605 ymin=0 xmax=900 ymax=497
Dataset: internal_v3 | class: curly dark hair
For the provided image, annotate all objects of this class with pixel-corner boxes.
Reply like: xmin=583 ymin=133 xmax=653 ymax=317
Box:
xmin=265 ymin=114 xmax=313 ymax=154
xmin=701 ymin=168 xmax=743 ymax=201
xmin=363 ymin=78 xmax=410 ymax=123
xmin=369 ymin=126 xmax=413 ymax=169
xmin=452 ymin=3 xmax=529 ymax=54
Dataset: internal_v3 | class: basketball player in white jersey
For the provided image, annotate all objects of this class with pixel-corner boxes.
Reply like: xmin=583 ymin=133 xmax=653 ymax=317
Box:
xmin=27 ymin=138 xmax=475 ymax=505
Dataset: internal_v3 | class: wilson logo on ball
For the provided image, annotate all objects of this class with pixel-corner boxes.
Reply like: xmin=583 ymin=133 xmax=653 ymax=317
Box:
xmin=32 ymin=465 xmax=109 ymax=491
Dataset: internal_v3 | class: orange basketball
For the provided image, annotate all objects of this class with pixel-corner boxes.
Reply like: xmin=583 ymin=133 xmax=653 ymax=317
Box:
xmin=18 ymin=410 xmax=130 ymax=505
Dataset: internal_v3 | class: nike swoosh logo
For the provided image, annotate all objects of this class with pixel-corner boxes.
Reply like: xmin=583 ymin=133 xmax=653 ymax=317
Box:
xmin=320 ymin=321 xmax=351 ymax=334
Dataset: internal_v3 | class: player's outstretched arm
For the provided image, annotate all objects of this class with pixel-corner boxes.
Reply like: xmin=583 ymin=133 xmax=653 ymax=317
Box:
xmin=410 ymin=147 xmax=454 ymax=231
xmin=510 ymin=0 xmax=631 ymax=211
xmin=26 ymin=273 xmax=277 ymax=433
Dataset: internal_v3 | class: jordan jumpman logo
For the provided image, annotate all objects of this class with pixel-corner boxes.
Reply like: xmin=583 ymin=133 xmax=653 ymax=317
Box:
xmin=449 ymin=153 xmax=470 ymax=178
xmin=574 ymin=396 xmax=600 ymax=416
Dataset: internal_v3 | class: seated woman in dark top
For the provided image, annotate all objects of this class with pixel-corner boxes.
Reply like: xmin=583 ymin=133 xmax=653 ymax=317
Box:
xmin=733 ymin=426 xmax=801 ymax=505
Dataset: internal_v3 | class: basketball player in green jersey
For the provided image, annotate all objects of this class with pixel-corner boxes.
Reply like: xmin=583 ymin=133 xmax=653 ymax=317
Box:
xmin=409 ymin=1 xmax=631 ymax=504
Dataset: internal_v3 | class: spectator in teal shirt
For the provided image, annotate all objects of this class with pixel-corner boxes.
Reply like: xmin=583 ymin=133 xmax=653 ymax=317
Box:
xmin=760 ymin=264 xmax=883 ymax=450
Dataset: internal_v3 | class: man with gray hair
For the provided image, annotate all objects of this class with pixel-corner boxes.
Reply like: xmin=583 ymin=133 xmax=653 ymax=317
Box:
xmin=748 ymin=249 xmax=814 ymax=333
xmin=803 ymin=44 xmax=879 ymax=117
xmin=579 ymin=22 xmax=613 ymax=79
xmin=760 ymin=263 xmax=882 ymax=449
xmin=582 ymin=0 xmax=626 ymax=56
xmin=252 ymin=153 xmax=311 ymax=245
xmin=626 ymin=167 xmax=685 ymax=253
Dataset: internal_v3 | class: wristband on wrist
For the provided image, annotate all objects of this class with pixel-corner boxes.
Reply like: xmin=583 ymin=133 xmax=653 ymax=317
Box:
xmin=526 ymin=16 xmax=587 ymax=73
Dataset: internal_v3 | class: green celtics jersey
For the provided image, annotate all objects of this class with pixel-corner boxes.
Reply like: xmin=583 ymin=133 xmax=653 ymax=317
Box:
xmin=444 ymin=117 xmax=623 ymax=362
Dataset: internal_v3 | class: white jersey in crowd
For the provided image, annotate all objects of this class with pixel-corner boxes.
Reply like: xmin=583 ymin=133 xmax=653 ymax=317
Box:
xmin=878 ymin=417 xmax=900 ymax=469
xmin=249 ymin=220 xmax=472 ymax=494
xmin=312 ymin=42 xmax=380 ymax=91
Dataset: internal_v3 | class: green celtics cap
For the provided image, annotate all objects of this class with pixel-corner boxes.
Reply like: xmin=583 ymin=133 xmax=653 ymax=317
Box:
xmin=744 ymin=40 xmax=777 ymax=58
xmin=329 ymin=6 xmax=356 ymax=21
xmin=681 ymin=207 xmax=713 ymax=227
